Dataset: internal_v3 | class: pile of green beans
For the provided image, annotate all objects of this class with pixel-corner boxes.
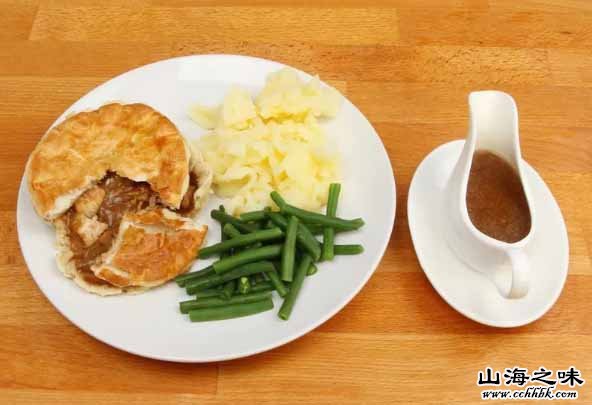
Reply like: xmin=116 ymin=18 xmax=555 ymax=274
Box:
xmin=175 ymin=184 xmax=365 ymax=323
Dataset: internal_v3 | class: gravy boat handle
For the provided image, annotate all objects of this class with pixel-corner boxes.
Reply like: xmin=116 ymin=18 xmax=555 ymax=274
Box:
xmin=497 ymin=249 xmax=529 ymax=299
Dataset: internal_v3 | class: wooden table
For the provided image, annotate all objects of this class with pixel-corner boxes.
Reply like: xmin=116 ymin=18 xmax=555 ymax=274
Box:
xmin=2 ymin=1 xmax=591 ymax=403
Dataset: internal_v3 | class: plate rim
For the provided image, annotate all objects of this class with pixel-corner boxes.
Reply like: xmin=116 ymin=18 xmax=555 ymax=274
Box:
xmin=16 ymin=53 xmax=397 ymax=362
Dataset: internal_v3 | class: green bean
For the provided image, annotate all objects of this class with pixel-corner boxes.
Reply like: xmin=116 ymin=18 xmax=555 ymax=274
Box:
xmin=307 ymin=263 xmax=318 ymax=276
xmin=267 ymin=212 xmax=321 ymax=261
xmin=278 ymin=254 xmax=312 ymax=320
xmin=239 ymin=208 xmax=269 ymax=222
xmin=264 ymin=219 xmax=276 ymax=230
xmin=261 ymin=271 xmax=270 ymax=281
xmin=180 ymin=291 xmax=272 ymax=313
xmin=280 ymin=215 xmax=298 ymax=281
xmin=251 ymin=281 xmax=274 ymax=293
xmin=189 ymin=298 xmax=274 ymax=322
xmin=253 ymin=273 xmax=266 ymax=284
xmin=212 ymin=244 xmax=282 ymax=274
xmin=296 ymin=221 xmax=322 ymax=261
xmin=270 ymin=191 xmax=363 ymax=231
xmin=175 ymin=265 xmax=214 ymax=287
xmin=269 ymin=191 xmax=288 ymax=208
xmin=266 ymin=268 xmax=289 ymax=297
xmin=334 ymin=244 xmax=364 ymax=255
xmin=220 ymin=280 xmax=236 ymax=299
xmin=224 ymin=223 xmax=265 ymax=252
xmin=220 ymin=213 xmax=231 ymax=259
xmin=285 ymin=206 xmax=363 ymax=230
xmin=304 ymin=223 xmax=324 ymax=235
xmin=199 ymin=228 xmax=284 ymax=259
xmin=321 ymin=183 xmax=341 ymax=261
xmin=190 ymin=289 xmax=221 ymax=299
xmin=211 ymin=209 xmax=256 ymax=233
xmin=238 ymin=276 xmax=251 ymax=294
xmin=223 ymin=223 xmax=243 ymax=239
xmin=306 ymin=223 xmax=351 ymax=236
xmin=185 ymin=261 xmax=275 ymax=294
xmin=266 ymin=212 xmax=289 ymax=229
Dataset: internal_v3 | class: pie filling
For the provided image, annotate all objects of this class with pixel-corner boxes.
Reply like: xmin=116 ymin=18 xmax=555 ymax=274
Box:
xmin=61 ymin=172 xmax=198 ymax=286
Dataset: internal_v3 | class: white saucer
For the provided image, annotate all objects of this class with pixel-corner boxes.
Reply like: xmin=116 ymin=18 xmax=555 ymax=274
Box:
xmin=407 ymin=140 xmax=568 ymax=327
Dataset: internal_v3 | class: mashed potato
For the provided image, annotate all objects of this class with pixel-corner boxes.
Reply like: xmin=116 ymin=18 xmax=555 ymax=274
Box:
xmin=190 ymin=68 xmax=342 ymax=214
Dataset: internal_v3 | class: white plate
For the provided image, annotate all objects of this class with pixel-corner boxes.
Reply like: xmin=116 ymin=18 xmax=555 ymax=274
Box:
xmin=17 ymin=55 xmax=396 ymax=362
xmin=408 ymin=140 xmax=568 ymax=327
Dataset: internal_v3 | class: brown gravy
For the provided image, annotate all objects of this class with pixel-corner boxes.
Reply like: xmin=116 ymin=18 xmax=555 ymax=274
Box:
xmin=64 ymin=172 xmax=199 ymax=285
xmin=466 ymin=150 xmax=531 ymax=243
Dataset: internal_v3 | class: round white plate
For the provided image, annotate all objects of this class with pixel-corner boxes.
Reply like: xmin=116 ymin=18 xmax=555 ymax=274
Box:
xmin=17 ymin=55 xmax=396 ymax=362
xmin=408 ymin=140 xmax=568 ymax=327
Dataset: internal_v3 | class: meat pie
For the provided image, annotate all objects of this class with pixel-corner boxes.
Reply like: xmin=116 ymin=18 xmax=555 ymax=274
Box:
xmin=26 ymin=103 xmax=213 ymax=295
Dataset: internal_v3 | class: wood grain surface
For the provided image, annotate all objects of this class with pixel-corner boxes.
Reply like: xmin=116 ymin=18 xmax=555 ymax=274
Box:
xmin=2 ymin=1 xmax=591 ymax=403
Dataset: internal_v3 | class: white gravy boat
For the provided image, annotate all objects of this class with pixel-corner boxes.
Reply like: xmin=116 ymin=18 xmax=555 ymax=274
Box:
xmin=445 ymin=91 xmax=535 ymax=299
